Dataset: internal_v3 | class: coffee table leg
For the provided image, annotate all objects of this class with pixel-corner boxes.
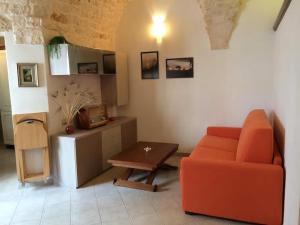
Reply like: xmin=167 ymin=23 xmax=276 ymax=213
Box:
xmin=113 ymin=169 xmax=158 ymax=192
xmin=160 ymin=163 xmax=178 ymax=170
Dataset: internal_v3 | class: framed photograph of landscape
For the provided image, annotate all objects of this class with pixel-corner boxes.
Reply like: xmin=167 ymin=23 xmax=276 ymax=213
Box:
xmin=78 ymin=62 xmax=98 ymax=74
xmin=166 ymin=57 xmax=194 ymax=78
xmin=141 ymin=51 xmax=159 ymax=79
xmin=17 ymin=63 xmax=39 ymax=87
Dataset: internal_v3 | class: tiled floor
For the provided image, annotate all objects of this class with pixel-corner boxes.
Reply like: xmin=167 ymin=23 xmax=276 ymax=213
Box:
xmin=0 ymin=144 xmax=250 ymax=225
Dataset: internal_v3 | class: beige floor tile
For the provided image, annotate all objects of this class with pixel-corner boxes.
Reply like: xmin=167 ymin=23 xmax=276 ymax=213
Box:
xmin=12 ymin=209 xmax=43 ymax=223
xmin=11 ymin=220 xmax=41 ymax=225
xmin=102 ymin=220 xmax=133 ymax=225
xmin=71 ymin=198 xmax=98 ymax=214
xmin=41 ymin=215 xmax=70 ymax=225
xmin=71 ymin=209 xmax=100 ymax=225
xmin=43 ymin=201 xmax=70 ymax=219
xmin=97 ymin=194 xmax=124 ymax=209
xmin=125 ymin=202 xmax=156 ymax=217
xmin=99 ymin=205 xmax=130 ymax=222
xmin=71 ymin=186 xmax=95 ymax=201
xmin=131 ymin=213 xmax=163 ymax=225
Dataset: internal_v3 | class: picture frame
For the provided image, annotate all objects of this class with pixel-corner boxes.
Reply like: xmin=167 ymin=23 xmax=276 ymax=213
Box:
xmin=103 ymin=54 xmax=116 ymax=74
xmin=166 ymin=57 xmax=194 ymax=79
xmin=141 ymin=51 xmax=159 ymax=79
xmin=77 ymin=62 xmax=98 ymax=74
xmin=17 ymin=63 xmax=39 ymax=87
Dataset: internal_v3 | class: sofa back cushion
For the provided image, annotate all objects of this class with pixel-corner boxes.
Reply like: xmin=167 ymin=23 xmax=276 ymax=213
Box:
xmin=236 ymin=109 xmax=273 ymax=163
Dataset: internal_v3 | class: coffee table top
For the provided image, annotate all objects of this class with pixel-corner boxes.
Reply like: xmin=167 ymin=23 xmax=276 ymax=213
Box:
xmin=108 ymin=141 xmax=179 ymax=171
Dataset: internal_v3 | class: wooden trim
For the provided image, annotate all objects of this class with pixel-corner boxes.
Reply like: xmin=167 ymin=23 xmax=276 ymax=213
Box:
xmin=114 ymin=178 xmax=157 ymax=192
xmin=273 ymin=0 xmax=292 ymax=31
xmin=175 ymin=152 xmax=190 ymax=157
xmin=0 ymin=45 xmax=5 ymax=50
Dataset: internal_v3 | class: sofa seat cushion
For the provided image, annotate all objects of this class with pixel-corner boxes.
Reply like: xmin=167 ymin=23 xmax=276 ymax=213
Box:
xmin=198 ymin=135 xmax=238 ymax=152
xmin=190 ymin=146 xmax=236 ymax=161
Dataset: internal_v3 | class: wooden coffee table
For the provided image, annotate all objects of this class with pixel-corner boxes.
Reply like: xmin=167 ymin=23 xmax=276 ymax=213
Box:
xmin=108 ymin=141 xmax=179 ymax=192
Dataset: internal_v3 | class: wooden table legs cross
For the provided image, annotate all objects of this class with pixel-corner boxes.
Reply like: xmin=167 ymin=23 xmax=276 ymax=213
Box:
xmin=113 ymin=168 xmax=158 ymax=192
xmin=113 ymin=164 xmax=177 ymax=192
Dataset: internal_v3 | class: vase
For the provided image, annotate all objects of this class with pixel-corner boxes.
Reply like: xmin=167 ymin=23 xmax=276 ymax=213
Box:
xmin=65 ymin=124 xmax=75 ymax=134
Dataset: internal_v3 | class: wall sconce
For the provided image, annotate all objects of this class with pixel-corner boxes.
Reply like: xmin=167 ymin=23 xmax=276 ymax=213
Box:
xmin=151 ymin=15 xmax=167 ymax=44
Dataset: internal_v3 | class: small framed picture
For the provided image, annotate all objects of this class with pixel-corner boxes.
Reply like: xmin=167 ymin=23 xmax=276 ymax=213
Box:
xmin=17 ymin=63 xmax=39 ymax=87
xmin=166 ymin=57 xmax=194 ymax=78
xmin=141 ymin=51 xmax=159 ymax=79
xmin=78 ymin=62 xmax=98 ymax=74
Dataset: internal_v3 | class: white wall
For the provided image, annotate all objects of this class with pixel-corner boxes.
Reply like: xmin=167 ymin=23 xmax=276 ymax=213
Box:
xmin=116 ymin=0 xmax=280 ymax=152
xmin=273 ymin=0 xmax=300 ymax=224
xmin=4 ymin=32 xmax=49 ymax=114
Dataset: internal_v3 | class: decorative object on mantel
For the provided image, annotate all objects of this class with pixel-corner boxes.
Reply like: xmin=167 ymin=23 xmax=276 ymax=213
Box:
xmin=17 ymin=63 xmax=39 ymax=87
xmin=273 ymin=0 xmax=292 ymax=31
xmin=76 ymin=104 xmax=109 ymax=130
xmin=141 ymin=51 xmax=159 ymax=79
xmin=166 ymin=57 xmax=194 ymax=79
xmin=47 ymin=36 xmax=69 ymax=59
xmin=51 ymin=81 xmax=97 ymax=134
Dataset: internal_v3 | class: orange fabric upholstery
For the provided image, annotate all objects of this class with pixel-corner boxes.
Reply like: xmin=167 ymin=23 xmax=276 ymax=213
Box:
xmin=207 ymin=127 xmax=242 ymax=140
xmin=198 ymin=135 xmax=238 ymax=152
xmin=181 ymin=158 xmax=283 ymax=225
xmin=236 ymin=109 xmax=273 ymax=163
xmin=180 ymin=109 xmax=284 ymax=225
xmin=190 ymin=146 xmax=236 ymax=161
xmin=273 ymin=143 xmax=283 ymax=166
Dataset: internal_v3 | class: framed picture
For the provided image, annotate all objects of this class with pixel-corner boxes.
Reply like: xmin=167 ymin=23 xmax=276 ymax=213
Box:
xmin=78 ymin=62 xmax=98 ymax=74
xmin=103 ymin=54 xmax=116 ymax=74
xmin=17 ymin=63 xmax=39 ymax=87
xmin=166 ymin=57 xmax=194 ymax=78
xmin=141 ymin=51 xmax=159 ymax=79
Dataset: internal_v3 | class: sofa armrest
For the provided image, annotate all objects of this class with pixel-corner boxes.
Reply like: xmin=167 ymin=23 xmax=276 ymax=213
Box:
xmin=207 ymin=126 xmax=241 ymax=139
xmin=180 ymin=157 xmax=283 ymax=225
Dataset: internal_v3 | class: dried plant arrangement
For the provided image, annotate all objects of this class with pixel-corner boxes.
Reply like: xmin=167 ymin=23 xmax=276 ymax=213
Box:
xmin=51 ymin=81 xmax=97 ymax=134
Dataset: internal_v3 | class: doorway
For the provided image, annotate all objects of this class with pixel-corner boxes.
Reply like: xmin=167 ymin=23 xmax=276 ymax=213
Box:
xmin=0 ymin=35 xmax=17 ymax=192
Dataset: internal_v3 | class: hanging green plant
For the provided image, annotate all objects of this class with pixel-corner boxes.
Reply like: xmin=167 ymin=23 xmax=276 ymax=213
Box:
xmin=47 ymin=36 xmax=69 ymax=59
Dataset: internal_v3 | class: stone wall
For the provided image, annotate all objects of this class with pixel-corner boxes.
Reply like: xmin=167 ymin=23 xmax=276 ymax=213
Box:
xmin=0 ymin=0 xmax=130 ymax=50
xmin=43 ymin=0 xmax=130 ymax=50
xmin=0 ymin=0 xmax=245 ymax=50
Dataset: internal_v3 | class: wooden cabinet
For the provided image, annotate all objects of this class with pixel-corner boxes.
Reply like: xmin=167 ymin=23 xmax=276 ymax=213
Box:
xmin=52 ymin=117 xmax=137 ymax=188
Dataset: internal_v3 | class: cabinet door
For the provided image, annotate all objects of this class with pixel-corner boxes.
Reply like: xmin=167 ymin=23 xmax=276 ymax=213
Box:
xmin=102 ymin=126 xmax=121 ymax=170
xmin=1 ymin=110 xmax=13 ymax=145
xmin=116 ymin=52 xmax=129 ymax=106
xmin=75 ymin=132 xmax=102 ymax=187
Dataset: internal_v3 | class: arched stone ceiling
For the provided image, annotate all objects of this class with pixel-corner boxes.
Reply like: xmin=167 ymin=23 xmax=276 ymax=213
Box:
xmin=0 ymin=15 xmax=11 ymax=32
xmin=0 ymin=0 xmax=245 ymax=50
xmin=198 ymin=0 xmax=246 ymax=49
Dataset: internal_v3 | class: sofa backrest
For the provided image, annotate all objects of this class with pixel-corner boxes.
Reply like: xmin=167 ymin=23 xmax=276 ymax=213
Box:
xmin=236 ymin=109 xmax=273 ymax=164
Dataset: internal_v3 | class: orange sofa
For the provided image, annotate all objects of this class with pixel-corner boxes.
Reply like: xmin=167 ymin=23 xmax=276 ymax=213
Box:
xmin=180 ymin=109 xmax=284 ymax=225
